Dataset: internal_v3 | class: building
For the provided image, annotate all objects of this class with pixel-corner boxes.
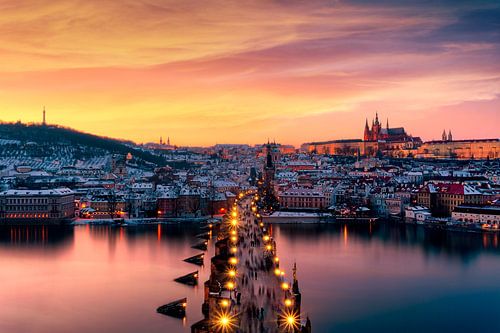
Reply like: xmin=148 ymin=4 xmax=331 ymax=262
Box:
xmin=452 ymin=205 xmax=500 ymax=224
xmin=278 ymin=187 xmax=328 ymax=210
xmin=415 ymin=183 xmax=483 ymax=216
xmin=405 ymin=206 xmax=431 ymax=221
xmin=0 ymin=188 xmax=75 ymax=223
xmin=415 ymin=139 xmax=499 ymax=159
xmin=364 ymin=113 xmax=416 ymax=142
xmin=156 ymin=190 xmax=178 ymax=217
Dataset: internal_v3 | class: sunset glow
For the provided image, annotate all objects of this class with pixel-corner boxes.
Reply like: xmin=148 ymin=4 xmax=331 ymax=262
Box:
xmin=0 ymin=0 xmax=498 ymax=145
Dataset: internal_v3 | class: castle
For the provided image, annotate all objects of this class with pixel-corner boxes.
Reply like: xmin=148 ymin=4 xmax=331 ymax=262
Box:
xmin=363 ymin=112 xmax=415 ymax=142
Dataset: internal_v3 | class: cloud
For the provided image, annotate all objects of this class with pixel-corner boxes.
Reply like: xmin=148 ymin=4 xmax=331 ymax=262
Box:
xmin=0 ymin=0 xmax=498 ymax=145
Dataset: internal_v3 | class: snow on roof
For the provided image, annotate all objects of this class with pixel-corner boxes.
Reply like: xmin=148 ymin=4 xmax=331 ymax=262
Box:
xmin=0 ymin=188 xmax=74 ymax=196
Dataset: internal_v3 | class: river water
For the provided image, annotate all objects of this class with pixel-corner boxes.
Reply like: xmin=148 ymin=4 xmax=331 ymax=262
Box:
xmin=1 ymin=222 xmax=499 ymax=333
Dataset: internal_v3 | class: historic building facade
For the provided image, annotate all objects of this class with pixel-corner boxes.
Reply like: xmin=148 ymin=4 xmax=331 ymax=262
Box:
xmin=300 ymin=113 xmax=498 ymax=159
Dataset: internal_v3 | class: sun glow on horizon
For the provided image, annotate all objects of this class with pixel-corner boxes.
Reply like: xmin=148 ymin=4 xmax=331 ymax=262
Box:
xmin=0 ymin=0 xmax=498 ymax=145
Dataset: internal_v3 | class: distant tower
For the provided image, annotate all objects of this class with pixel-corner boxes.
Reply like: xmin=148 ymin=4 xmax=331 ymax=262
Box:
xmin=42 ymin=106 xmax=46 ymax=126
xmin=160 ymin=136 xmax=163 ymax=145
xmin=364 ymin=118 xmax=370 ymax=141
xmin=442 ymin=129 xmax=447 ymax=141
xmin=167 ymin=137 xmax=170 ymax=145
xmin=386 ymin=118 xmax=389 ymax=130
xmin=372 ymin=112 xmax=381 ymax=141
xmin=448 ymin=130 xmax=453 ymax=142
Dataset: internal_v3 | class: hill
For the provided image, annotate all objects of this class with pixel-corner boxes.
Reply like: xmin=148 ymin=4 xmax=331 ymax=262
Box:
xmin=0 ymin=122 xmax=166 ymax=166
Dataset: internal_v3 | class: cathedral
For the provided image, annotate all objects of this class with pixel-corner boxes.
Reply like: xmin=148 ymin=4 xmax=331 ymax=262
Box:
xmin=364 ymin=112 xmax=414 ymax=142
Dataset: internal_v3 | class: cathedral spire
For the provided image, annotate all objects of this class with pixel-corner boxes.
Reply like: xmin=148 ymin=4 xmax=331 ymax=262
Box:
xmin=375 ymin=112 xmax=379 ymax=125
xmin=42 ymin=106 xmax=46 ymax=126
xmin=386 ymin=118 xmax=389 ymax=129
xmin=448 ymin=130 xmax=453 ymax=142
xmin=442 ymin=129 xmax=447 ymax=141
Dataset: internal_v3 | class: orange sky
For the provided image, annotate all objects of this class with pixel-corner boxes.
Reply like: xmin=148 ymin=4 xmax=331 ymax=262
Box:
xmin=0 ymin=0 xmax=498 ymax=146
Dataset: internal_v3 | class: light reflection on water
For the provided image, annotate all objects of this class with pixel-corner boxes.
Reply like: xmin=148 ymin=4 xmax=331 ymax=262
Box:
xmin=0 ymin=222 xmax=499 ymax=333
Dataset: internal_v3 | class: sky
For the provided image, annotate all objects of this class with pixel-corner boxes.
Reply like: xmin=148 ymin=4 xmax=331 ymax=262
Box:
xmin=0 ymin=0 xmax=498 ymax=146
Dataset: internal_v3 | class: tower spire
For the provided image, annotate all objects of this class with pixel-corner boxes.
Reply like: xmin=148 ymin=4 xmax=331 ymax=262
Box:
xmin=42 ymin=106 xmax=46 ymax=125
xmin=386 ymin=118 xmax=389 ymax=129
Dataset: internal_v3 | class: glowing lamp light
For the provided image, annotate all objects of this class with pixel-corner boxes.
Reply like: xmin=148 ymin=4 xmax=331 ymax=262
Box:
xmin=274 ymin=257 xmax=279 ymax=263
xmin=279 ymin=310 xmax=300 ymax=331
xmin=274 ymin=268 xmax=281 ymax=276
xmin=182 ymin=302 xmax=187 ymax=308
xmin=220 ymin=299 xmax=229 ymax=307
xmin=284 ymin=299 xmax=292 ymax=307
xmin=228 ymin=269 xmax=236 ymax=277
xmin=231 ymin=236 xmax=237 ymax=242
xmin=231 ymin=219 xmax=238 ymax=226
xmin=229 ymin=257 xmax=238 ymax=265
xmin=213 ymin=311 xmax=236 ymax=332
xmin=230 ymin=247 xmax=237 ymax=253
xmin=266 ymin=245 xmax=272 ymax=251
xmin=259 ymin=222 xmax=264 ymax=227
xmin=226 ymin=281 xmax=235 ymax=290
xmin=263 ymin=235 xmax=270 ymax=242
xmin=231 ymin=230 xmax=236 ymax=236
xmin=281 ymin=282 xmax=289 ymax=290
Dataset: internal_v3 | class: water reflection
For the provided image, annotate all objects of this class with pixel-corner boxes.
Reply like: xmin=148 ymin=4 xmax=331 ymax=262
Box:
xmin=0 ymin=222 xmax=499 ymax=333
xmin=276 ymin=222 xmax=500 ymax=264
xmin=0 ymin=225 xmax=74 ymax=250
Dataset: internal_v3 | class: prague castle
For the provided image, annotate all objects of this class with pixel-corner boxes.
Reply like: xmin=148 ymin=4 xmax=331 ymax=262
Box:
xmin=363 ymin=113 xmax=417 ymax=143
xmin=301 ymin=113 xmax=499 ymax=159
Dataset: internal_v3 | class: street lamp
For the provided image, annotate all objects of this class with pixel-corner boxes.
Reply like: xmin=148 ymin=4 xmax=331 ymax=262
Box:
xmin=279 ymin=309 xmax=299 ymax=332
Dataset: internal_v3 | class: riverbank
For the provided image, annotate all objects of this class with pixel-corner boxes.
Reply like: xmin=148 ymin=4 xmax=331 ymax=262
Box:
xmin=72 ymin=216 xmax=221 ymax=225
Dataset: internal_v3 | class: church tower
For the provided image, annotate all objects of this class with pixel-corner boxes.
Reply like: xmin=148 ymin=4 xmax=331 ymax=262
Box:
xmin=372 ymin=112 xmax=381 ymax=141
xmin=448 ymin=130 xmax=453 ymax=142
xmin=42 ymin=106 xmax=46 ymax=126
xmin=364 ymin=118 xmax=370 ymax=141
xmin=442 ymin=129 xmax=447 ymax=141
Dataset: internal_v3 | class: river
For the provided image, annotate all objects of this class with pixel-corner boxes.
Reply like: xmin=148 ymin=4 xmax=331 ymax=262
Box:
xmin=0 ymin=222 xmax=499 ymax=333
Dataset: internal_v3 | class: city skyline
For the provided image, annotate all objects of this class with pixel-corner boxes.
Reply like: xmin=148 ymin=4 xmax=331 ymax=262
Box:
xmin=0 ymin=1 xmax=499 ymax=146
